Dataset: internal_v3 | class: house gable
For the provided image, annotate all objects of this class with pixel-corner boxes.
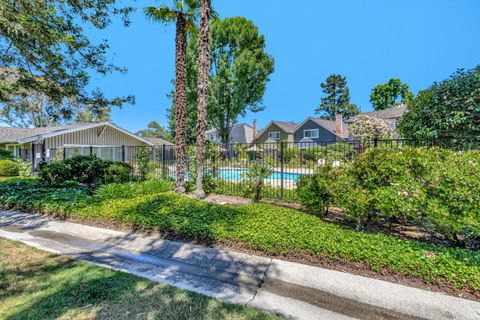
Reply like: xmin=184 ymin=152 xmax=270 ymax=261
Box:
xmin=294 ymin=118 xmax=340 ymax=144
xmin=42 ymin=123 xmax=152 ymax=149
xmin=255 ymin=122 xmax=295 ymax=144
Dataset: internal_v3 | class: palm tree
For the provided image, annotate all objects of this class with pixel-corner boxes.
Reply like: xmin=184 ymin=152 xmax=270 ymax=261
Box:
xmin=144 ymin=1 xmax=200 ymax=194
xmin=194 ymin=0 xmax=212 ymax=198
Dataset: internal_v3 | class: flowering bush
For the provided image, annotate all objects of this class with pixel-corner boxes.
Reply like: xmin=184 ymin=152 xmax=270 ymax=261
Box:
xmin=335 ymin=147 xmax=480 ymax=244
xmin=349 ymin=115 xmax=392 ymax=141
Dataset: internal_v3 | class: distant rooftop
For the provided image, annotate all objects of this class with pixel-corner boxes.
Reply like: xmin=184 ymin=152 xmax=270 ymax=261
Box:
xmin=352 ymin=104 xmax=408 ymax=121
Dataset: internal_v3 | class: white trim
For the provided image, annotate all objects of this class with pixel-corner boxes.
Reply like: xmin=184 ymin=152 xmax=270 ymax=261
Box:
xmin=303 ymin=129 xmax=319 ymax=139
xmin=17 ymin=122 xmax=154 ymax=146
xmin=268 ymin=131 xmax=281 ymax=140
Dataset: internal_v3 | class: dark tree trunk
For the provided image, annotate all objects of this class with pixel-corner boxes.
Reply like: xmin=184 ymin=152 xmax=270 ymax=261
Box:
xmin=194 ymin=0 xmax=212 ymax=198
xmin=174 ymin=14 xmax=188 ymax=194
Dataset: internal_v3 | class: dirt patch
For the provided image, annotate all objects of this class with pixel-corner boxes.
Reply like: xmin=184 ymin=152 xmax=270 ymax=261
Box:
xmin=36 ymin=213 xmax=480 ymax=302
xmin=188 ymin=193 xmax=253 ymax=206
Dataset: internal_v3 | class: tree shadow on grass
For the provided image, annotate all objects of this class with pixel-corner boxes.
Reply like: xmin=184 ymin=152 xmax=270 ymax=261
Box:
xmin=3 ymin=251 xmax=275 ymax=320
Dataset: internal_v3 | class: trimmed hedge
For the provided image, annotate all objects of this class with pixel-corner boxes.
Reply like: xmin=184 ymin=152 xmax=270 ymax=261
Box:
xmin=0 ymin=178 xmax=478 ymax=292
xmin=39 ymin=155 xmax=133 ymax=185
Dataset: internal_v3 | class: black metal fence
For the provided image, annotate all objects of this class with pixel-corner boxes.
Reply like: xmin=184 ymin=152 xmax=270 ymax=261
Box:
xmin=49 ymin=137 xmax=480 ymax=202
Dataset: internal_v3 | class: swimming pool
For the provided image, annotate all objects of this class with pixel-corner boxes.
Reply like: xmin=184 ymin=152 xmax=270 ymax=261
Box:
xmin=216 ymin=168 xmax=304 ymax=182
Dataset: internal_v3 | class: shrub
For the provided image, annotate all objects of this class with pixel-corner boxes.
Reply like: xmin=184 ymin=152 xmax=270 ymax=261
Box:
xmin=0 ymin=160 xmax=18 ymax=177
xmin=243 ymin=161 xmax=273 ymax=202
xmin=136 ymin=147 xmax=151 ymax=180
xmin=335 ymin=147 xmax=480 ymax=242
xmin=349 ymin=115 xmax=393 ymax=142
xmin=15 ymin=159 xmax=32 ymax=177
xmin=297 ymin=166 xmax=341 ymax=216
xmin=39 ymin=155 xmax=111 ymax=185
xmin=202 ymin=175 xmax=219 ymax=194
xmin=0 ymin=149 xmax=13 ymax=160
xmin=104 ymin=163 xmax=133 ymax=184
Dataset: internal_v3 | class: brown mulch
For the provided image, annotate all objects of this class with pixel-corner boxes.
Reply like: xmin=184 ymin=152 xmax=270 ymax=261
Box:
xmin=42 ymin=213 xmax=480 ymax=302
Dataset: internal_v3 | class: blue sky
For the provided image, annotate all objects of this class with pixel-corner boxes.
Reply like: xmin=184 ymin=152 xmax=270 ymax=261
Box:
xmin=91 ymin=0 xmax=480 ymax=132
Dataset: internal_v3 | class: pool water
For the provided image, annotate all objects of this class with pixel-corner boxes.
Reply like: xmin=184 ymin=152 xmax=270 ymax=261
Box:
xmin=217 ymin=168 xmax=304 ymax=181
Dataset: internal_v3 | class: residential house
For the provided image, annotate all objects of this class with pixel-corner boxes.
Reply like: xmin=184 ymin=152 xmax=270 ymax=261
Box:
xmin=349 ymin=104 xmax=407 ymax=133
xmin=294 ymin=115 xmax=349 ymax=147
xmin=0 ymin=122 xmax=154 ymax=168
xmin=206 ymin=123 xmax=254 ymax=145
xmin=255 ymin=121 xmax=298 ymax=144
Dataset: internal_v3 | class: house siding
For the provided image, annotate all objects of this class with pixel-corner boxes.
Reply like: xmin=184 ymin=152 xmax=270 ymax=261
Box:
xmin=294 ymin=120 xmax=338 ymax=144
xmin=256 ymin=123 xmax=293 ymax=144
xmin=44 ymin=126 xmax=148 ymax=149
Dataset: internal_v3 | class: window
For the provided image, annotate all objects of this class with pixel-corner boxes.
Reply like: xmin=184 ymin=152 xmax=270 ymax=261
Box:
xmin=6 ymin=144 xmax=21 ymax=158
xmin=268 ymin=131 xmax=280 ymax=140
xmin=303 ymin=129 xmax=319 ymax=139
xmin=388 ymin=119 xmax=397 ymax=130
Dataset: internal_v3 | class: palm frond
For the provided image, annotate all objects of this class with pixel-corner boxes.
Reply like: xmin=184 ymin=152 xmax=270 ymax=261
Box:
xmin=144 ymin=6 xmax=177 ymax=24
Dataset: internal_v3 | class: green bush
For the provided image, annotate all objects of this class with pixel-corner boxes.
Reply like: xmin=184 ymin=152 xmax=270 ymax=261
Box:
xmin=15 ymin=159 xmax=32 ymax=177
xmin=334 ymin=147 xmax=480 ymax=241
xmin=39 ymin=155 xmax=117 ymax=185
xmin=104 ymin=163 xmax=133 ymax=184
xmin=0 ymin=160 xmax=19 ymax=177
xmin=297 ymin=166 xmax=341 ymax=216
xmin=0 ymin=149 xmax=13 ymax=160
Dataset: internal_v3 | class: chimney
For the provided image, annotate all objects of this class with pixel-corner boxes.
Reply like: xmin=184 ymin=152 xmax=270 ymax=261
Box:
xmin=252 ymin=119 xmax=257 ymax=142
xmin=335 ymin=114 xmax=343 ymax=134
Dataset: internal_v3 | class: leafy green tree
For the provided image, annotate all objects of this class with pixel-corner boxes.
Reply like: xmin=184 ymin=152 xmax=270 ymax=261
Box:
xmin=0 ymin=1 xmax=134 ymax=112
xmin=370 ymin=78 xmax=414 ymax=111
xmin=399 ymin=66 xmax=480 ymax=139
xmin=315 ymin=74 xmax=359 ymax=121
xmin=168 ymin=17 xmax=274 ymax=145
xmin=145 ymin=0 xmax=200 ymax=194
xmin=136 ymin=121 xmax=172 ymax=141
xmin=0 ymin=81 xmax=111 ymax=127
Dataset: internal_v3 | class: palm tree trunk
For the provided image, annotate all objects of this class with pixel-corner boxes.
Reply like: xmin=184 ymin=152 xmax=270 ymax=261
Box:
xmin=194 ymin=0 xmax=212 ymax=198
xmin=174 ymin=14 xmax=188 ymax=194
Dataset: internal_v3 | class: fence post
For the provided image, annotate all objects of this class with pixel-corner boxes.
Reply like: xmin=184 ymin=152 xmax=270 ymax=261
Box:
xmin=161 ymin=144 xmax=167 ymax=179
xmin=122 ymin=145 xmax=126 ymax=162
xmin=62 ymin=147 xmax=66 ymax=160
xmin=374 ymin=138 xmax=378 ymax=148
xmin=90 ymin=146 xmax=93 ymax=156
xmin=280 ymin=141 xmax=285 ymax=200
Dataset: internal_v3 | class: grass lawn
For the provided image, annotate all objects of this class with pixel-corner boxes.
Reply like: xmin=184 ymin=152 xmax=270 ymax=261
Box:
xmin=0 ymin=178 xmax=479 ymax=296
xmin=0 ymin=238 xmax=277 ymax=320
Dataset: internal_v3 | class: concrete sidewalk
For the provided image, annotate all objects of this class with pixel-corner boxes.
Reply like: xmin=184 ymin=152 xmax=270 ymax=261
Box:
xmin=0 ymin=210 xmax=478 ymax=320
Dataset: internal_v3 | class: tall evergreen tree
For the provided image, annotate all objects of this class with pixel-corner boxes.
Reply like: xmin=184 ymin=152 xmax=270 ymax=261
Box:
xmin=315 ymin=74 xmax=359 ymax=121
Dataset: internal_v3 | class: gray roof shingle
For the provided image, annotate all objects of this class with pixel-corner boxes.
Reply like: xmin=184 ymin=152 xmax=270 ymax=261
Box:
xmin=351 ymin=104 xmax=407 ymax=121
xmin=271 ymin=121 xmax=298 ymax=133
xmin=0 ymin=124 xmax=89 ymax=143
xmin=306 ymin=118 xmax=349 ymax=139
